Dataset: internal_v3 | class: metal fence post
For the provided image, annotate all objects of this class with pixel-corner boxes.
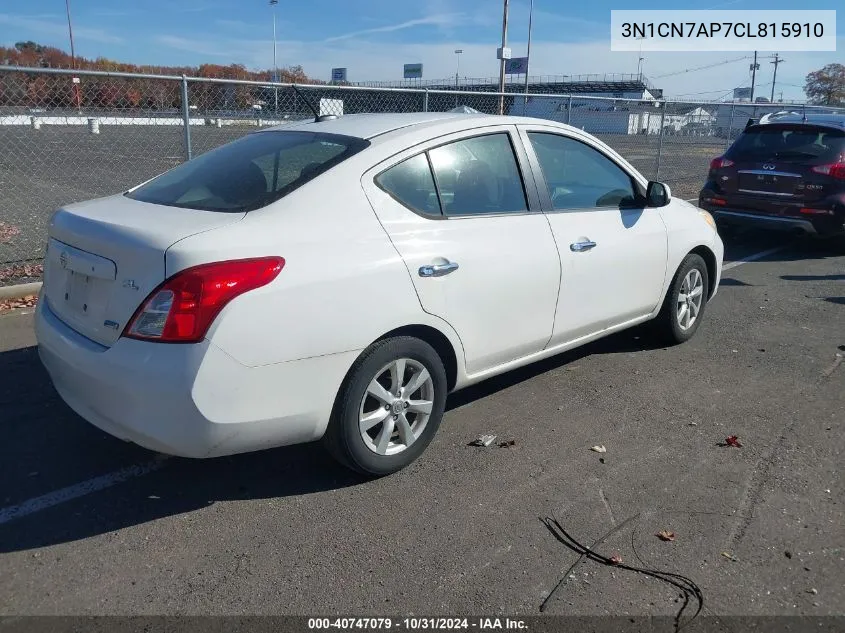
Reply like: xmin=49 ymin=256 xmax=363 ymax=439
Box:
xmin=566 ymin=95 xmax=572 ymax=125
xmin=424 ymin=89 xmax=429 ymax=113
xmin=180 ymin=75 xmax=192 ymax=161
xmin=656 ymin=101 xmax=666 ymax=180
xmin=725 ymin=104 xmax=735 ymax=151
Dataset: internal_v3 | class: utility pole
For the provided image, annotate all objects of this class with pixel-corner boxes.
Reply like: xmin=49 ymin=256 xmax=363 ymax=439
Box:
xmin=497 ymin=0 xmax=510 ymax=115
xmin=749 ymin=51 xmax=759 ymax=102
xmin=770 ymin=53 xmax=784 ymax=103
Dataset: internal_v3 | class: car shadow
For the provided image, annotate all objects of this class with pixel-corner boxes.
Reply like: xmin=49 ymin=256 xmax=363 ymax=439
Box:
xmin=781 ymin=274 xmax=845 ymax=282
xmin=824 ymin=297 xmax=845 ymax=305
xmin=0 ymin=324 xmax=672 ymax=553
xmin=718 ymin=278 xmax=753 ymax=287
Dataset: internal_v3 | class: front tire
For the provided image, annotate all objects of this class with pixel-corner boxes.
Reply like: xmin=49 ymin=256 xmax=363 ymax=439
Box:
xmin=654 ymin=254 xmax=710 ymax=345
xmin=323 ymin=336 xmax=448 ymax=476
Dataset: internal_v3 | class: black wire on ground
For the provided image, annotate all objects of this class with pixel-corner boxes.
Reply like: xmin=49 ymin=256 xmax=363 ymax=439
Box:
xmin=540 ymin=515 xmax=704 ymax=633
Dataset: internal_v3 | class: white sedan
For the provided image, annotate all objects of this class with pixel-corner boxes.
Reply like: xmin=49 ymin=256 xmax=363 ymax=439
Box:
xmin=35 ymin=112 xmax=723 ymax=475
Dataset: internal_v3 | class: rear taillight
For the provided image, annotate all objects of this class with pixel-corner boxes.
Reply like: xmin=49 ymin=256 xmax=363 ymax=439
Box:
xmin=702 ymin=196 xmax=727 ymax=206
xmin=710 ymin=157 xmax=734 ymax=170
xmin=811 ymin=162 xmax=845 ymax=180
xmin=124 ymin=257 xmax=284 ymax=343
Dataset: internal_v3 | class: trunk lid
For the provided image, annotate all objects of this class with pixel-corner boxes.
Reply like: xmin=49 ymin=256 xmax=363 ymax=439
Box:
xmin=44 ymin=194 xmax=244 ymax=346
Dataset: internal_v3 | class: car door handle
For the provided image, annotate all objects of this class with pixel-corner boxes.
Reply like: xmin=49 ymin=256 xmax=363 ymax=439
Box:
xmin=419 ymin=261 xmax=459 ymax=277
xmin=570 ymin=240 xmax=597 ymax=252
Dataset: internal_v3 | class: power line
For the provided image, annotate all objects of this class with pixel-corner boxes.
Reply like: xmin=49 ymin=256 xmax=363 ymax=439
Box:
xmin=653 ymin=56 xmax=750 ymax=79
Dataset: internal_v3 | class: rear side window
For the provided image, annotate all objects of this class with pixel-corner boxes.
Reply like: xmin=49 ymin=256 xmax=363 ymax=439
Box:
xmin=127 ymin=131 xmax=369 ymax=212
xmin=729 ymin=126 xmax=845 ymax=162
xmin=375 ymin=154 xmax=441 ymax=216
xmin=430 ymin=134 xmax=528 ymax=216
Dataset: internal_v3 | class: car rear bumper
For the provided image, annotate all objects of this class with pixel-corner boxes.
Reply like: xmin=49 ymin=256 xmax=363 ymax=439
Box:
xmin=709 ymin=208 xmax=821 ymax=234
xmin=35 ymin=299 xmax=357 ymax=458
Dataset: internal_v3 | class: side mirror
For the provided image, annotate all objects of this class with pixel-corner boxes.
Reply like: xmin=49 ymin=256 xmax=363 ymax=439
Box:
xmin=646 ymin=181 xmax=671 ymax=207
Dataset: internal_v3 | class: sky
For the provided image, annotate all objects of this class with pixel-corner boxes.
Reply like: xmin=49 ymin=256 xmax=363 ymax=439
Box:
xmin=0 ymin=0 xmax=842 ymax=101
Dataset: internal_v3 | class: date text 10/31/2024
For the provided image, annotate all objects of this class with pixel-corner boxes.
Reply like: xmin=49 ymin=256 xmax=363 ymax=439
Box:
xmin=307 ymin=618 xmax=529 ymax=630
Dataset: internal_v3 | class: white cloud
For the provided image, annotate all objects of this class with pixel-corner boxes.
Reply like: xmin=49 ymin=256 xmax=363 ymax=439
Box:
xmin=0 ymin=13 xmax=124 ymax=44
xmin=154 ymin=35 xmax=230 ymax=58
xmin=324 ymin=14 xmax=463 ymax=43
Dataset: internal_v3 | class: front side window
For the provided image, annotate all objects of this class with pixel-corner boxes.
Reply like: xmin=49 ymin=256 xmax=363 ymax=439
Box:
xmin=527 ymin=132 xmax=638 ymax=210
xmin=127 ymin=131 xmax=369 ymax=212
xmin=429 ymin=134 xmax=528 ymax=216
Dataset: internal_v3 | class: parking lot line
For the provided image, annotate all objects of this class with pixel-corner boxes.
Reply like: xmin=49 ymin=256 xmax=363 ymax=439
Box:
xmin=722 ymin=246 xmax=784 ymax=272
xmin=0 ymin=456 xmax=168 ymax=526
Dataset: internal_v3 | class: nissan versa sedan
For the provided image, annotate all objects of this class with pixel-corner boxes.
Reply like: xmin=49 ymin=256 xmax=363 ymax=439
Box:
xmin=35 ymin=112 xmax=723 ymax=475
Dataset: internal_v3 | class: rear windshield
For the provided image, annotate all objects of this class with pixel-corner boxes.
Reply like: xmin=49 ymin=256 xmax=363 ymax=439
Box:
xmin=728 ymin=126 xmax=845 ymax=162
xmin=126 ymin=131 xmax=369 ymax=212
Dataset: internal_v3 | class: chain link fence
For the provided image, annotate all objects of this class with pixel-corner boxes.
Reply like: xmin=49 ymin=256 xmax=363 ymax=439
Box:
xmin=2 ymin=65 xmax=843 ymax=285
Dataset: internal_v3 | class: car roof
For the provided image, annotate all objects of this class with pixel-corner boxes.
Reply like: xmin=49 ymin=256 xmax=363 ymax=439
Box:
xmin=755 ymin=111 xmax=845 ymax=132
xmin=263 ymin=112 xmax=499 ymax=140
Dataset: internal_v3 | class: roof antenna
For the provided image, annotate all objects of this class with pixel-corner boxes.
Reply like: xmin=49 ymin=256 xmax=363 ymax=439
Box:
xmin=290 ymin=84 xmax=338 ymax=123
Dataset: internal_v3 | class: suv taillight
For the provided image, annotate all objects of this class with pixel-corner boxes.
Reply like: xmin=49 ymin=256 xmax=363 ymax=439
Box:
xmin=811 ymin=162 xmax=845 ymax=180
xmin=123 ymin=257 xmax=284 ymax=343
xmin=709 ymin=157 xmax=734 ymax=170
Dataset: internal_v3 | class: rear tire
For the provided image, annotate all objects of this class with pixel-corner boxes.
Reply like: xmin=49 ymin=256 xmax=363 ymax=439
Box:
xmin=654 ymin=254 xmax=710 ymax=345
xmin=323 ymin=336 xmax=447 ymax=476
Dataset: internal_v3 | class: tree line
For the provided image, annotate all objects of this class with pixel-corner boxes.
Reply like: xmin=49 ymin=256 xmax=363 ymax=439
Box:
xmin=0 ymin=41 xmax=324 ymax=111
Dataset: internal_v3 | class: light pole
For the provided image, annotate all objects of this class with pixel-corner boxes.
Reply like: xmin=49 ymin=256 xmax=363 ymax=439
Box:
xmin=523 ymin=0 xmax=533 ymax=112
xmin=454 ymin=49 xmax=463 ymax=107
xmin=636 ymin=35 xmax=646 ymax=80
xmin=270 ymin=0 xmax=279 ymax=115
xmin=497 ymin=0 xmax=510 ymax=115
xmin=65 ymin=0 xmax=81 ymax=112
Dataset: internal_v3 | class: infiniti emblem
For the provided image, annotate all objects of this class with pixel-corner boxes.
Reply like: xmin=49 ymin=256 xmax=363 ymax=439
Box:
xmin=59 ymin=251 xmax=68 ymax=269
xmin=762 ymin=164 xmax=776 ymax=170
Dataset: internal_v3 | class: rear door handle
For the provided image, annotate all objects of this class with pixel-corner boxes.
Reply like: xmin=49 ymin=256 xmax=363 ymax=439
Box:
xmin=419 ymin=261 xmax=459 ymax=277
xmin=570 ymin=240 xmax=597 ymax=252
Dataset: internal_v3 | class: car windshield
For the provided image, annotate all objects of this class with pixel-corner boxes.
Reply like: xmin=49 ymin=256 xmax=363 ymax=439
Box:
xmin=126 ymin=131 xmax=369 ymax=212
xmin=728 ymin=126 xmax=845 ymax=162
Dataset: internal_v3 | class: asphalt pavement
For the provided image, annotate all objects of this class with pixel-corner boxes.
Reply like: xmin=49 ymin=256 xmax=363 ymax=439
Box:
xmin=0 ymin=230 xmax=843 ymax=618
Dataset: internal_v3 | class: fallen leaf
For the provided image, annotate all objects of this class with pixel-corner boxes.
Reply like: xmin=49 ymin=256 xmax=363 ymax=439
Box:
xmin=0 ymin=222 xmax=21 ymax=243
xmin=0 ymin=263 xmax=44 ymax=283
xmin=0 ymin=294 xmax=39 ymax=313
xmin=724 ymin=435 xmax=743 ymax=448
xmin=721 ymin=551 xmax=739 ymax=562
xmin=609 ymin=554 xmax=623 ymax=565
xmin=656 ymin=530 xmax=675 ymax=542
xmin=590 ymin=445 xmax=607 ymax=453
